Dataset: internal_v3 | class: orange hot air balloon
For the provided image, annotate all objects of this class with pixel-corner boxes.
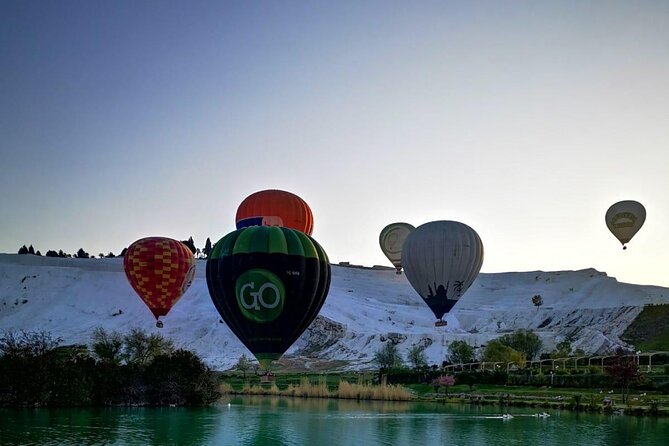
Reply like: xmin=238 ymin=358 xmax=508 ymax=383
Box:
xmin=235 ymin=189 xmax=314 ymax=235
xmin=123 ymin=237 xmax=196 ymax=327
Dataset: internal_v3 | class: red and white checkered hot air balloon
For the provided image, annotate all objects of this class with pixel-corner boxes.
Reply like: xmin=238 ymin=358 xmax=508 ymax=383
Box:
xmin=123 ymin=237 xmax=196 ymax=327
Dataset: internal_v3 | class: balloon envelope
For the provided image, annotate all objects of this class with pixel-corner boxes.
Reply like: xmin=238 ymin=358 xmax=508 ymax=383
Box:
xmin=236 ymin=189 xmax=314 ymax=235
xmin=206 ymin=226 xmax=330 ymax=369
xmin=379 ymin=222 xmax=414 ymax=273
xmin=605 ymin=200 xmax=646 ymax=249
xmin=123 ymin=237 xmax=196 ymax=321
xmin=402 ymin=221 xmax=483 ymax=324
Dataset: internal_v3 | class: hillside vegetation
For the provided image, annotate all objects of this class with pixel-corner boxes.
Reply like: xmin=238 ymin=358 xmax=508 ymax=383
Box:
xmin=622 ymin=304 xmax=669 ymax=351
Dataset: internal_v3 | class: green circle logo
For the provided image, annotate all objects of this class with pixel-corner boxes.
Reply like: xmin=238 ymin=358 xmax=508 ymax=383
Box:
xmin=235 ymin=269 xmax=285 ymax=323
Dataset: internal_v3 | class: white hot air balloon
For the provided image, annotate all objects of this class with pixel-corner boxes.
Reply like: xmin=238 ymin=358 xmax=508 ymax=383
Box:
xmin=379 ymin=222 xmax=415 ymax=274
xmin=605 ymin=200 xmax=646 ymax=250
xmin=402 ymin=220 xmax=484 ymax=326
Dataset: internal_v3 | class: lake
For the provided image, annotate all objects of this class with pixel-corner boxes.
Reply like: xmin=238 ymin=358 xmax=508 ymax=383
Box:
xmin=1 ymin=397 xmax=668 ymax=445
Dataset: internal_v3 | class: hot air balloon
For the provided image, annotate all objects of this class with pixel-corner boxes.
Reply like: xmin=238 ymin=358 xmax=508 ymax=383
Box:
xmin=123 ymin=237 xmax=196 ymax=327
xmin=206 ymin=226 xmax=330 ymax=369
xmin=379 ymin=222 xmax=414 ymax=274
xmin=402 ymin=221 xmax=484 ymax=327
xmin=235 ymin=189 xmax=314 ymax=235
xmin=605 ymin=200 xmax=646 ymax=250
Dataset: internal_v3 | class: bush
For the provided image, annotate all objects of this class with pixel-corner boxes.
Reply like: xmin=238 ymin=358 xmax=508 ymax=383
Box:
xmin=144 ymin=349 xmax=220 ymax=406
xmin=0 ymin=329 xmax=219 ymax=407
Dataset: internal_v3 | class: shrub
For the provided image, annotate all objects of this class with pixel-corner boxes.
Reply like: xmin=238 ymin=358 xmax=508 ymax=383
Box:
xmin=144 ymin=349 xmax=220 ymax=406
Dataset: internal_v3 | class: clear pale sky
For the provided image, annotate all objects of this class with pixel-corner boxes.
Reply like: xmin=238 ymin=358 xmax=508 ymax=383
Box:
xmin=1 ymin=1 xmax=668 ymax=286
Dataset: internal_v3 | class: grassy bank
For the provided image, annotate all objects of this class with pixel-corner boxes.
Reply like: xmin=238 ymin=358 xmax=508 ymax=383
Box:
xmin=219 ymin=372 xmax=669 ymax=415
xmin=407 ymin=383 xmax=669 ymax=416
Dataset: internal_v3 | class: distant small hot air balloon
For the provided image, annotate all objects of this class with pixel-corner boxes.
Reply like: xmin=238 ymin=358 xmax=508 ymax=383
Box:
xmin=123 ymin=237 xmax=196 ymax=327
xmin=235 ymin=189 xmax=314 ymax=235
xmin=402 ymin=221 xmax=484 ymax=327
xmin=206 ymin=226 xmax=330 ymax=369
xmin=379 ymin=222 xmax=414 ymax=274
xmin=605 ymin=200 xmax=646 ymax=250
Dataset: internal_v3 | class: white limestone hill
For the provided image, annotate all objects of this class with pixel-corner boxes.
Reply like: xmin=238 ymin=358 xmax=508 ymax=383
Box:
xmin=1 ymin=254 xmax=667 ymax=371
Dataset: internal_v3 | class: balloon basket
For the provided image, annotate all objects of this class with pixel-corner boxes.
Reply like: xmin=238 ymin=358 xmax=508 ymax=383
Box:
xmin=156 ymin=320 xmax=164 ymax=328
xmin=395 ymin=270 xmax=402 ymax=275
xmin=435 ymin=320 xmax=447 ymax=327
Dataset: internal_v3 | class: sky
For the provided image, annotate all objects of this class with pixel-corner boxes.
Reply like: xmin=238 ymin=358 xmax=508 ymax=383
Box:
xmin=1 ymin=0 xmax=668 ymax=287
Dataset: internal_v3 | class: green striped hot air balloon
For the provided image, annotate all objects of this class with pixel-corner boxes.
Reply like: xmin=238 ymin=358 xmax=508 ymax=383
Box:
xmin=206 ymin=226 xmax=330 ymax=369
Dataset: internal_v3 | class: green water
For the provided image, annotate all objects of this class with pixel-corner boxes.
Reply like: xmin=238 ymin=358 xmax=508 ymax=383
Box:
xmin=1 ymin=397 xmax=668 ymax=445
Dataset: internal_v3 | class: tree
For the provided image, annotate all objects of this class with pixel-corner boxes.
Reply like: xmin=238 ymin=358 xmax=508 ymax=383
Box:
xmin=203 ymin=238 xmax=213 ymax=259
xmin=373 ymin=342 xmax=404 ymax=369
xmin=105 ymin=252 xmax=115 ymax=258
xmin=481 ymin=340 xmax=525 ymax=364
xmin=550 ymin=339 xmax=573 ymax=358
xmin=28 ymin=245 xmax=35 ymax=255
xmin=605 ymin=349 xmax=641 ymax=404
xmin=497 ymin=330 xmax=543 ymax=360
xmin=407 ymin=344 xmax=428 ymax=369
xmin=119 ymin=248 xmax=128 ymax=257
xmin=18 ymin=245 xmax=28 ymax=254
xmin=181 ymin=237 xmax=196 ymax=255
xmin=75 ymin=248 xmax=90 ymax=259
xmin=456 ymin=371 xmax=478 ymax=391
xmin=144 ymin=349 xmax=221 ymax=406
xmin=91 ymin=328 xmax=124 ymax=365
xmin=235 ymin=354 xmax=253 ymax=378
xmin=0 ymin=330 xmax=62 ymax=357
xmin=46 ymin=250 xmax=58 ymax=257
xmin=0 ymin=330 xmax=63 ymax=406
xmin=447 ymin=340 xmax=475 ymax=364
xmin=123 ymin=328 xmax=174 ymax=366
xmin=532 ymin=294 xmax=543 ymax=309
xmin=432 ymin=375 xmax=455 ymax=395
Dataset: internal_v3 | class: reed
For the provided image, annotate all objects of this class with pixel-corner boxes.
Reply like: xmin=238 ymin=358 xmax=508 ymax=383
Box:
xmin=219 ymin=382 xmax=234 ymax=394
xmin=336 ymin=379 xmax=412 ymax=401
xmin=222 ymin=374 xmax=411 ymax=401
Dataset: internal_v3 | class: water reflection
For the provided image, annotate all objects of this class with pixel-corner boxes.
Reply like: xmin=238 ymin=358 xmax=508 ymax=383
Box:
xmin=2 ymin=400 xmax=669 ymax=445
xmin=0 ymin=407 xmax=218 ymax=446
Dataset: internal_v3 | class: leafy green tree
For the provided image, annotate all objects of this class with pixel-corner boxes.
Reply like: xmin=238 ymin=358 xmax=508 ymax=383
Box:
xmin=235 ymin=354 xmax=253 ymax=378
xmin=46 ymin=250 xmax=58 ymax=257
xmin=550 ymin=339 xmax=573 ymax=358
xmin=91 ymin=328 xmax=124 ymax=365
xmin=498 ymin=329 xmax=543 ymax=360
xmin=373 ymin=342 xmax=404 ymax=369
xmin=407 ymin=344 xmax=428 ymax=369
xmin=447 ymin=340 xmax=475 ymax=364
xmin=18 ymin=245 xmax=28 ymax=254
xmin=455 ymin=371 xmax=478 ymax=390
xmin=481 ymin=340 xmax=525 ymax=364
xmin=123 ymin=328 xmax=174 ymax=366
xmin=28 ymin=245 xmax=35 ymax=255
